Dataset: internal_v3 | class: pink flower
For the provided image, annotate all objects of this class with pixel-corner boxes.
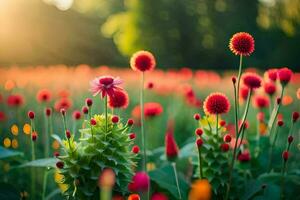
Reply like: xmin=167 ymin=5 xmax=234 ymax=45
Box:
xmin=90 ymin=76 xmax=123 ymax=98
xmin=128 ymin=172 xmax=150 ymax=192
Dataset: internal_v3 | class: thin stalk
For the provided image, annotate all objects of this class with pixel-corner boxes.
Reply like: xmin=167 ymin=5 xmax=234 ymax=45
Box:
xmin=100 ymin=187 xmax=111 ymax=200
xmin=140 ymin=72 xmax=146 ymax=171
xmin=216 ymin=115 xmax=219 ymax=135
xmin=45 ymin=115 xmax=50 ymax=158
xmin=198 ymin=147 xmax=203 ymax=179
xmin=255 ymin=116 xmax=260 ymax=157
xmin=236 ymin=55 xmax=243 ymax=117
xmin=268 ymin=86 xmax=285 ymax=135
xmin=237 ymin=126 xmax=246 ymax=150
xmin=105 ymin=95 xmax=108 ymax=133
xmin=30 ymin=119 xmax=36 ymax=200
xmin=42 ymin=168 xmax=50 ymax=200
xmin=172 ymin=162 xmax=182 ymax=200
xmin=267 ymin=125 xmax=279 ymax=172
xmin=280 ymin=160 xmax=287 ymax=200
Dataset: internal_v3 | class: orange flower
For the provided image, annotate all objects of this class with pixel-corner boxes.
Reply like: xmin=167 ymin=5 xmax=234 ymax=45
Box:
xmin=297 ymin=88 xmax=300 ymax=100
xmin=282 ymin=95 xmax=293 ymax=106
xmin=188 ymin=179 xmax=212 ymax=200
xmin=128 ymin=194 xmax=140 ymax=200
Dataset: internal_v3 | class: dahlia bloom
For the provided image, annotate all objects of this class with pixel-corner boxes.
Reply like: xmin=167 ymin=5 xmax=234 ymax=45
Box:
xmin=128 ymin=171 xmax=150 ymax=192
xmin=263 ymin=81 xmax=276 ymax=96
xmin=252 ymin=95 xmax=270 ymax=109
xmin=90 ymin=76 xmax=123 ymax=98
xmin=242 ymin=72 xmax=262 ymax=89
xmin=108 ymin=90 xmax=129 ymax=109
xmin=203 ymin=92 xmax=230 ymax=115
xmin=165 ymin=120 xmax=179 ymax=161
xmin=277 ymin=67 xmax=293 ymax=85
xmin=151 ymin=193 xmax=169 ymax=200
xmin=36 ymin=89 xmax=52 ymax=103
xmin=131 ymin=102 xmax=163 ymax=119
xmin=265 ymin=69 xmax=277 ymax=82
xmin=130 ymin=50 xmax=156 ymax=72
xmin=229 ymin=32 xmax=255 ymax=56
xmin=6 ymin=94 xmax=24 ymax=107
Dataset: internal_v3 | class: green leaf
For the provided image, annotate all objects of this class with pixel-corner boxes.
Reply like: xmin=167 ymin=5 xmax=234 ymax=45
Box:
xmin=241 ymin=180 xmax=264 ymax=200
xmin=0 ymin=182 xmax=20 ymax=200
xmin=51 ymin=134 xmax=63 ymax=145
xmin=0 ymin=146 xmax=23 ymax=159
xmin=19 ymin=158 xmax=57 ymax=168
xmin=45 ymin=189 xmax=62 ymax=200
xmin=149 ymin=165 xmax=189 ymax=200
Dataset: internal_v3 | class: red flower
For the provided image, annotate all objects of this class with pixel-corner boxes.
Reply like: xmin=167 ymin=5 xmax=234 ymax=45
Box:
xmin=263 ymin=81 xmax=276 ymax=96
xmin=282 ymin=151 xmax=289 ymax=161
xmin=36 ymin=89 xmax=52 ymax=103
xmin=257 ymin=112 xmax=264 ymax=122
xmin=242 ymin=72 xmax=262 ymax=89
xmin=277 ymin=67 xmax=293 ymax=85
xmin=193 ymin=113 xmax=201 ymax=121
xmin=196 ymin=138 xmax=203 ymax=148
xmin=221 ymin=143 xmax=229 ymax=152
xmin=32 ymin=131 xmax=38 ymax=141
xmin=28 ymin=111 xmax=35 ymax=119
xmin=277 ymin=120 xmax=284 ymax=127
xmin=66 ymin=130 xmax=71 ymax=139
xmin=132 ymin=145 xmax=140 ymax=154
xmin=45 ymin=108 xmax=52 ymax=117
xmin=288 ymin=136 xmax=293 ymax=144
xmin=54 ymin=98 xmax=72 ymax=112
xmin=229 ymin=32 xmax=255 ymax=56
xmin=265 ymin=69 xmax=277 ymax=82
xmin=127 ymin=118 xmax=134 ymax=126
xmin=0 ymin=111 xmax=6 ymax=122
xmin=90 ymin=76 xmax=123 ymax=98
xmin=129 ymin=133 xmax=136 ymax=140
xmin=203 ymin=92 xmax=230 ymax=115
xmin=239 ymin=86 xmax=250 ymax=101
xmin=128 ymin=172 xmax=150 ymax=192
xmin=165 ymin=120 xmax=179 ymax=161
xmin=146 ymin=82 xmax=154 ymax=89
xmin=111 ymin=115 xmax=119 ymax=123
xmin=130 ymin=51 xmax=156 ymax=72
xmin=151 ymin=193 xmax=169 ymax=200
xmin=224 ymin=134 xmax=232 ymax=143
xmin=238 ymin=150 xmax=251 ymax=162
xmin=195 ymin=128 xmax=203 ymax=136
xmin=7 ymin=94 xmax=24 ymax=107
xmin=72 ymin=110 xmax=81 ymax=120
xmin=132 ymin=102 xmax=163 ymax=119
xmin=82 ymin=106 xmax=88 ymax=114
xmin=56 ymin=161 xmax=64 ymax=169
xmin=86 ymin=98 xmax=93 ymax=107
xmin=292 ymin=111 xmax=299 ymax=122
xmin=252 ymin=95 xmax=270 ymax=109
xmin=220 ymin=120 xmax=226 ymax=127
xmin=108 ymin=90 xmax=129 ymax=109
xmin=90 ymin=118 xmax=97 ymax=126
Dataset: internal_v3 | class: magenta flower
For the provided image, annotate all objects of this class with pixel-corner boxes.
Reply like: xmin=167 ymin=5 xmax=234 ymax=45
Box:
xmin=90 ymin=76 xmax=123 ymax=98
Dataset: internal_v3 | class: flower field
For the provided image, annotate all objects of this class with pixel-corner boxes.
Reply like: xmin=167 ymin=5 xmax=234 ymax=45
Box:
xmin=0 ymin=33 xmax=300 ymax=200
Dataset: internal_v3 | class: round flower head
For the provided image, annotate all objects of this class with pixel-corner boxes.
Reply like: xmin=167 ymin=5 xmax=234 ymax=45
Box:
xmin=108 ymin=90 xmax=129 ymax=109
xmin=239 ymin=86 xmax=250 ymax=101
xmin=130 ymin=50 xmax=156 ymax=72
xmin=128 ymin=171 xmax=150 ymax=192
xmin=277 ymin=67 xmax=293 ymax=85
xmin=36 ymin=89 xmax=52 ymax=103
xmin=252 ymin=95 xmax=270 ymax=109
xmin=188 ymin=179 xmax=212 ymax=200
xmin=98 ymin=168 xmax=115 ymax=188
xmin=90 ymin=76 xmax=123 ymax=98
xmin=265 ymin=69 xmax=277 ymax=82
xmin=7 ymin=94 xmax=24 ymax=107
xmin=151 ymin=193 xmax=168 ymax=200
xmin=229 ymin=32 xmax=255 ymax=56
xmin=238 ymin=150 xmax=251 ymax=162
xmin=72 ymin=110 xmax=81 ymax=120
xmin=203 ymin=92 xmax=230 ymax=115
xmin=131 ymin=102 xmax=163 ymax=119
xmin=242 ymin=72 xmax=262 ymax=89
xmin=54 ymin=98 xmax=72 ymax=112
xmin=264 ymin=81 xmax=276 ymax=96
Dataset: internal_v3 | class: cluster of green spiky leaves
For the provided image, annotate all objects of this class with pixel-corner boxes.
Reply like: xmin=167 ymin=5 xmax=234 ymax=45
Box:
xmin=193 ymin=116 xmax=229 ymax=197
xmin=57 ymin=114 xmax=137 ymax=199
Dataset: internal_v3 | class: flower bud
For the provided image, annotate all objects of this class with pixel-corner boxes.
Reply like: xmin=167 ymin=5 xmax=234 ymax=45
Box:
xmin=56 ymin=161 xmax=64 ymax=169
xmin=193 ymin=113 xmax=201 ymax=121
xmin=66 ymin=130 xmax=71 ymax=139
xmin=111 ymin=115 xmax=119 ymax=123
xmin=196 ymin=138 xmax=203 ymax=148
xmin=224 ymin=134 xmax=232 ymax=143
xmin=90 ymin=118 xmax=97 ymax=126
xmin=232 ymin=76 xmax=237 ymax=84
xmin=127 ymin=119 xmax=134 ymax=126
xmin=292 ymin=111 xmax=299 ymax=123
xmin=132 ymin=145 xmax=140 ymax=154
xmin=86 ymin=98 xmax=93 ymax=107
xmin=221 ymin=143 xmax=229 ymax=152
xmin=28 ymin=111 xmax=35 ymax=119
xmin=282 ymin=151 xmax=289 ymax=161
xmin=129 ymin=133 xmax=136 ymax=140
xmin=288 ymin=135 xmax=293 ymax=144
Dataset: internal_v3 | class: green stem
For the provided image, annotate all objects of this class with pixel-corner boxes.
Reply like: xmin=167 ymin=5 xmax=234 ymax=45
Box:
xmin=45 ymin=115 xmax=50 ymax=158
xmin=198 ymin=147 xmax=203 ymax=179
xmin=140 ymin=72 xmax=146 ymax=172
xmin=105 ymin=95 xmax=108 ymax=133
xmin=268 ymin=125 xmax=279 ymax=172
xmin=216 ymin=114 xmax=219 ymax=135
xmin=280 ymin=161 xmax=287 ymax=199
xmin=100 ymin=187 xmax=111 ymax=200
xmin=236 ymin=55 xmax=243 ymax=117
xmin=172 ymin=162 xmax=182 ymax=200
xmin=42 ymin=168 xmax=50 ymax=200
xmin=30 ymin=119 xmax=36 ymax=200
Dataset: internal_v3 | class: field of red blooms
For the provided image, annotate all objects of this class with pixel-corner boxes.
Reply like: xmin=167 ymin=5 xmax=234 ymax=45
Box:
xmin=0 ymin=33 xmax=300 ymax=200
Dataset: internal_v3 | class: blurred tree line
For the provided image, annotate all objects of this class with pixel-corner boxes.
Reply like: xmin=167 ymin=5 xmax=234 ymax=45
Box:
xmin=1 ymin=0 xmax=300 ymax=70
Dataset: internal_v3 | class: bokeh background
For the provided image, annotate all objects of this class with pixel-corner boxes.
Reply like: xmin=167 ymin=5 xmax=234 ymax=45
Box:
xmin=1 ymin=0 xmax=300 ymax=70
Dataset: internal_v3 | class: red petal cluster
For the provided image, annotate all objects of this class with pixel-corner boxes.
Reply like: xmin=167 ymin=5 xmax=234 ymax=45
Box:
xmin=6 ymin=94 xmax=24 ymax=107
xmin=36 ymin=89 xmax=52 ymax=103
xmin=130 ymin=51 xmax=156 ymax=72
xmin=263 ymin=81 xmax=276 ymax=96
xmin=278 ymin=67 xmax=293 ymax=85
xmin=131 ymin=102 xmax=163 ymax=119
xmin=242 ymin=72 xmax=262 ymax=89
xmin=108 ymin=90 xmax=129 ymax=109
xmin=165 ymin=120 xmax=179 ymax=160
xmin=203 ymin=92 xmax=230 ymax=115
xmin=229 ymin=32 xmax=255 ymax=56
xmin=128 ymin=172 xmax=150 ymax=192
xmin=252 ymin=95 xmax=270 ymax=109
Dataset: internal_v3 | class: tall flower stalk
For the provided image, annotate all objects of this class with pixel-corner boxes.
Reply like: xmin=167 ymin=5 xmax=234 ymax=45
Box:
xmin=140 ymin=72 xmax=146 ymax=170
xmin=28 ymin=111 xmax=36 ymax=200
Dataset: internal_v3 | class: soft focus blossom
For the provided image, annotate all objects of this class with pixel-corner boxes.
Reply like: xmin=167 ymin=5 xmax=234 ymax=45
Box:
xmin=239 ymin=86 xmax=250 ymax=102
xmin=131 ymin=102 xmax=163 ymax=119
xmin=277 ymin=67 xmax=293 ymax=85
xmin=297 ymin=88 xmax=300 ymax=100
xmin=263 ymin=81 xmax=276 ymax=96
xmin=128 ymin=194 xmax=140 ymax=200
xmin=238 ymin=150 xmax=251 ymax=162
xmin=130 ymin=51 xmax=156 ymax=72
xmin=165 ymin=120 xmax=179 ymax=161
xmin=90 ymin=76 xmax=123 ymax=98
xmin=98 ymin=168 xmax=115 ymax=188
xmin=36 ymin=89 xmax=52 ymax=103
xmin=6 ymin=94 xmax=24 ymax=107
xmin=242 ymin=72 xmax=262 ymax=89
xmin=0 ymin=111 xmax=6 ymax=122
xmin=54 ymin=98 xmax=72 ymax=112
xmin=128 ymin=172 xmax=150 ymax=192
xmin=265 ymin=69 xmax=277 ymax=82
xmin=203 ymin=92 xmax=230 ymax=115
xmin=229 ymin=32 xmax=255 ymax=56
xmin=151 ymin=193 xmax=169 ymax=200
xmin=108 ymin=90 xmax=129 ymax=109
xmin=188 ymin=179 xmax=212 ymax=200
xmin=72 ymin=110 xmax=81 ymax=120
xmin=252 ymin=95 xmax=270 ymax=109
